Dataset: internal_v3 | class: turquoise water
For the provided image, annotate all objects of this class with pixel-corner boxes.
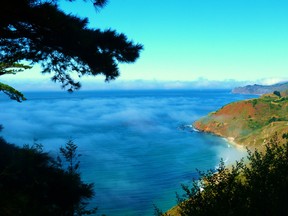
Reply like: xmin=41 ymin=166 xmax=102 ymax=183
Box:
xmin=0 ymin=90 xmax=257 ymax=215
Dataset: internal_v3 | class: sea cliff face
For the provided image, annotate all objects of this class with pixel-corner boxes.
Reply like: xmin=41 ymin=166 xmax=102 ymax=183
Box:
xmin=193 ymin=92 xmax=288 ymax=148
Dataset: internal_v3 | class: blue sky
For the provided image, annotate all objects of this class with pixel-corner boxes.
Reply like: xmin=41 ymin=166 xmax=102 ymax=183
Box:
xmin=3 ymin=0 xmax=288 ymax=90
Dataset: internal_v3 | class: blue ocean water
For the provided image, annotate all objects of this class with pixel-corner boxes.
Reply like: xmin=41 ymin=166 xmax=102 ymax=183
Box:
xmin=0 ymin=90 xmax=257 ymax=215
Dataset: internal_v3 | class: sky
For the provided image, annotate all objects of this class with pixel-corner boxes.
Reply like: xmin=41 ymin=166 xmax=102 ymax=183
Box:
xmin=3 ymin=0 xmax=288 ymax=90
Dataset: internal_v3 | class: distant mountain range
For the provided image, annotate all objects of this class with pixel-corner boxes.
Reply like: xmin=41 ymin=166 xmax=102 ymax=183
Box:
xmin=193 ymin=91 xmax=288 ymax=149
xmin=232 ymin=81 xmax=288 ymax=94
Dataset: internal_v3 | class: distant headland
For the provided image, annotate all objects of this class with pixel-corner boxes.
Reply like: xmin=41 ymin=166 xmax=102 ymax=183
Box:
xmin=232 ymin=81 xmax=288 ymax=95
xmin=194 ymin=90 xmax=288 ymax=149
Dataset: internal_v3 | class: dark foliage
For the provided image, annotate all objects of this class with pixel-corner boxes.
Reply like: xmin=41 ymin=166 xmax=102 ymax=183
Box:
xmin=0 ymin=0 xmax=143 ymax=91
xmin=157 ymin=133 xmax=288 ymax=216
xmin=0 ymin=82 xmax=26 ymax=102
xmin=0 ymin=62 xmax=31 ymax=102
xmin=273 ymin=91 xmax=281 ymax=98
xmin=0 ymin=138 xmax=96 ymax=216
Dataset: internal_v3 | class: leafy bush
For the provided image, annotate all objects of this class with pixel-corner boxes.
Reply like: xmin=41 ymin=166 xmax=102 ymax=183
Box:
xmin=273 ymin=91 xmax=281 ymax=98
xmin=268 ymin=116 xmax=287 ymax=123
xmin=251 ymin=99 xmax=257 ymax=107
xmin=247 ymin=119 xmax=261 ymax=129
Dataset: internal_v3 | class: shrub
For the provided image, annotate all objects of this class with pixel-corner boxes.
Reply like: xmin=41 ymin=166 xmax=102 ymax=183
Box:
xmin=0 ymin=138 xmax=96 ymax=216
xmin=273 ymin=91 xmax=281 ymax=98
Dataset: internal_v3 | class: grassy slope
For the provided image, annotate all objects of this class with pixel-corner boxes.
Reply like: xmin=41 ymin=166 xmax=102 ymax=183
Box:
xmin=194 ymin=91 xmax=288 ymax=149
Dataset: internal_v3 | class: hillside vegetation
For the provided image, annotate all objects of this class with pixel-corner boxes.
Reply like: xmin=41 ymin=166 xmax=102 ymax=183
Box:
xmin=194 ymin=90 xmax=288 ymax=149
xmin=161 ymin=91 xmax=288 ymax=215
xmin=163 ymin=134 xmax=288 ymax=216
xmin=0 ymin=138 xmax=96 ymax=216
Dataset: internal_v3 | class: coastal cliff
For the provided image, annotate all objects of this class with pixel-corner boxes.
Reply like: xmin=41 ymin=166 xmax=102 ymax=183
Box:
xmin=232 ymin=81 xmax=288 ymax=95
xmin=193 ymin=91 xmax=288 ymax=148
xmin=165 ymin=91 xmax=288 ymax=216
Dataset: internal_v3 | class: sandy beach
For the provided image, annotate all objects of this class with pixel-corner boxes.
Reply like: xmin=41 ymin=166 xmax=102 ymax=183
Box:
xmin=225 ymin=137 xmax=245 ymax=150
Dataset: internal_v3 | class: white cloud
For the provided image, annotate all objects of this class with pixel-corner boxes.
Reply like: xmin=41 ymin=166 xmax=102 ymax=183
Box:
xmin=256 ymin=77 xmax=288 ymax=86
xmin=2 ymin=69 xmax=288 ymax=92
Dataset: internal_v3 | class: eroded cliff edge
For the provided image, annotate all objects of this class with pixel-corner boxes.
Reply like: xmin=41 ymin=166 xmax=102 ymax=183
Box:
xmin=193 ymin=91 xmax=288 ymax=149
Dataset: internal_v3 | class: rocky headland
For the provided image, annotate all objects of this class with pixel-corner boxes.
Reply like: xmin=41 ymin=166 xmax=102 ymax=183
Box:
xmin=232 ymin=81 xmax=288 ymax=95
xmin=193 ymin=91 xmax=288 ymax=149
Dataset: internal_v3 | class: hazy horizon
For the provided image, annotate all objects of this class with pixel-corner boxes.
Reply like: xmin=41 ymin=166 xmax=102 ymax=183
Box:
xmin=2 ymin=75 xmax=287 ymax=92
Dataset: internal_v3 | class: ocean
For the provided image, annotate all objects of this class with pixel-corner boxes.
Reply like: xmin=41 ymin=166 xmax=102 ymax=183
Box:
xmin=0 ymin=90 xmax=257 ymax=215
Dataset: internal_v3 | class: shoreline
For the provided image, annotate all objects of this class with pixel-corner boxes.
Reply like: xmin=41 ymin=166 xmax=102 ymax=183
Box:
xmin=165 ymin=134 xmax=247 ymax=216
xmin=224 ymin=137 xmax=245 ymax=150
xmin=192 ymin=122 xmax=246 ymax=150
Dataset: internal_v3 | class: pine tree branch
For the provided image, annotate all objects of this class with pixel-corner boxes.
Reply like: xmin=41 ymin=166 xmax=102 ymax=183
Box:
xmin=0 ymin=82 xmax=26 ymax=102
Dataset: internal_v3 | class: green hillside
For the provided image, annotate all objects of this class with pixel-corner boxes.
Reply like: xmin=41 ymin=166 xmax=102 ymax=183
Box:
xmin=163 ymin=91 xmax=288 ymax=216
xmin=194 ymin=90 xmax=288 ymax=149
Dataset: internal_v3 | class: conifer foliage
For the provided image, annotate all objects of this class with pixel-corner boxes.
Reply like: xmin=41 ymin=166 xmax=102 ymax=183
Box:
xmin=1 ymin=0 xmax=143 ymax=91
xmin=0 ymin=62 xmax=31 ymax=102
xmin=0 ymin=138 xmax=96 ymax=216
